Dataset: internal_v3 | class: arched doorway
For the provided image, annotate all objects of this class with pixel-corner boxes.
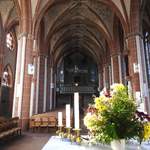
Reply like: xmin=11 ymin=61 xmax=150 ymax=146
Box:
xmin=1 ymin=65 xmax=13 ymax=117
xmin=56 ymin=51 xmax=98 ymax=111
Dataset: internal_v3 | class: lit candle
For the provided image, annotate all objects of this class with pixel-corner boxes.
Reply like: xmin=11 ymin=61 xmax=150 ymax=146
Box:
xmin=58 ymin=112 xmax=63 ymax=126
xmin=66 ymin=104 xmax=71 ymax=128
xmin=74 ymin=92 xmax=80 ymax=129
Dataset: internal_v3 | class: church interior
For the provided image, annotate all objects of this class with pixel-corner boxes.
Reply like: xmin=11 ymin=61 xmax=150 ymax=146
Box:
xmin=0 ymin=0 xmax=150 ymax=149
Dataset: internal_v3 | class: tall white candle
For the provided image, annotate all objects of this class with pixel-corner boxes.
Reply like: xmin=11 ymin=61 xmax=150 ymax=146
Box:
xmin=58 ymin=112 xmax=63 ymax=126
xmin=128 ymin=81 xmax=132 ymax=98
xmin=66 ymin=104 xmax=71 ymax=128
xmin=74 ymin=92 xmax=80 ymax=129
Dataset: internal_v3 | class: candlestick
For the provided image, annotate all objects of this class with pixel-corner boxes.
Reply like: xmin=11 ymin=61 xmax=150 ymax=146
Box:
xmin=66 ymin=104 xmax=71 ymax=128
xmin=58 ymin=112 xmax=63 ymax=126
xmin=74 ymin=92 xmax=79 ymax=129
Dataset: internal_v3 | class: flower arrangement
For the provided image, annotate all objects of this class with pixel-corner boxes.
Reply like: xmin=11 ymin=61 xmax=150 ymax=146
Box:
xmin=84 ymin=84 xmax=150 ymax=144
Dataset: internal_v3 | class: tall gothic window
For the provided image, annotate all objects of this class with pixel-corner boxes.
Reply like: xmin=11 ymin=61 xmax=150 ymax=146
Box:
xmin=143 ymin=31 xmax=150 ymax=87
xmin=6 ymin=32 xmax=15 ymax=51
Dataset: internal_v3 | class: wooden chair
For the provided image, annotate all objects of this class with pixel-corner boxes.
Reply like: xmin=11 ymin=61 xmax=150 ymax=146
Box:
xmin=33 ymin=118 xmax=41 ymax=132
xmin=48 ymin=116 xmax=57 ymax=131
xmin=40 ymin=117 xmax=49 ymax=132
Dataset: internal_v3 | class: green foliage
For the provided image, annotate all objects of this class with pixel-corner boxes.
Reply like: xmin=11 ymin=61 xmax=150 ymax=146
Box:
xmin=84 ymin=84 xmax=143 ymax=144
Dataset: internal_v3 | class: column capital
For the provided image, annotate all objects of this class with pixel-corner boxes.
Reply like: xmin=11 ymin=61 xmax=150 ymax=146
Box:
xmin=38 ymin=53 xmax=48 ymax=58
xmin=17 ymin=33 xmax=28 ymax=40
xmin=111 ymin=52 xmax=120 ymax=57
xmin=125 ymin=32 xmax=143 ymax=40
xmin=103 ymin=63 xmax=110 ymax=68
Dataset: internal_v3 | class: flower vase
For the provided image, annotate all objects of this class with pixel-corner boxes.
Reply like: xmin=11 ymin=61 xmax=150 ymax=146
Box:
xmin=110 ymin=139 xmax=125 ymax=150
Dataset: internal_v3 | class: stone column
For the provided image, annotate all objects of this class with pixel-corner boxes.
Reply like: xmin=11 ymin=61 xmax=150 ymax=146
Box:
xmin=111 ymin=54 xmax=120 ymax=83
xmin=126 ymin=35 xmax=140 ymax=93
xmin=43 ymin=56 xmax=48 ymax=112
xmin=103 ymin=66 xmax=106 ymax=88
xmin=35 ymin=55 xmax=40 ymax=114
xmin=29 ymin=54 xmax=37 ymax=117
xmin=29 ymin=78 xmax=35 ymax=117
xmin=136 ymin=35 xmax=150 ymax=113
xmin=49 ymin=67 xmax=54 ymax=110
xmin=36 ymin=54 xmax=47 ymax=114
xmin=98 ymin=68 xmax=103 ymax=92
xmin=21 ymin=35 xmax=33 ymax=130
xmin=118 ymin=54 xmax=123 ymax=83
xmin=12 ymin=34 xmax=26 ymax=118
xmin=109 ymin=65 xmax=112 ymax=85
xmin=103 ymin=65 xmax=110 ymax=88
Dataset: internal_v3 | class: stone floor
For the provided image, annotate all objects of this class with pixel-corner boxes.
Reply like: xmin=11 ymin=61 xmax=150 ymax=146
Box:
xmin=0 ymin=132 xmax=52 ymax=150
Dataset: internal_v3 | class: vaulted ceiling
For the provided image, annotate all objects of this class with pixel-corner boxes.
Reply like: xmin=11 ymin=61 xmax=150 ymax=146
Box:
xmin=33 ymin=0 xmax=127 ymax=65
xmin=0 ymin=0 xmax=144 ymax=65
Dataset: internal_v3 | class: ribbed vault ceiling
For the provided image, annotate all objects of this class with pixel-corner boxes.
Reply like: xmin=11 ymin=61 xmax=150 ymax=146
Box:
xmin=40 ymin=0 xmax=115 ymax=65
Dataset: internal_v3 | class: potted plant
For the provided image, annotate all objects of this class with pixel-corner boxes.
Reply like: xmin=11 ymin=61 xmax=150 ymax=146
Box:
xmin=84 ymin=84 xmax=144 ymax=150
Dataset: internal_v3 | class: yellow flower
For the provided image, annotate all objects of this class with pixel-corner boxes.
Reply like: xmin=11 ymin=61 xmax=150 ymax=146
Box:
xmin=76 ymin=137 xmax=81 ymax=143
xmin=94 ymin=96 xmax=110 ymax=112
xmin=84 ymin=113 xmax=98 ymax=131
xmin=143 ymin=122 xmax=150 ymax=140
xmin=110 ymin=83 xmax=126 ymax=94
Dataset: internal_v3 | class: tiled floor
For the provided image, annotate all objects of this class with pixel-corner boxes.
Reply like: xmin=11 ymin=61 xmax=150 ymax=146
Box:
xmin=0 ymin=132 xmax=51 ymax=150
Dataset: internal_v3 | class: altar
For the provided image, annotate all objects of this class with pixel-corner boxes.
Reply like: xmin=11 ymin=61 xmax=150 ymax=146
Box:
xmin=42 ymin=136 xmax=150 ymax=150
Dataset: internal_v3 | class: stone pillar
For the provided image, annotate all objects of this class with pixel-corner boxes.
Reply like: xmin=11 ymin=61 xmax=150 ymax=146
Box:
xmin=12 ymin=34 xmax=26 ymax=118
xmin=103 ymin=64 xmax=110 ymax=88
xmin=136 ymin=35 xmax=150 ymax=113
xmin=109 ymin=65 xmax=112 ymax=85
xmin=103 ymin=66 xmax=106 ymax=88
xmin=98 ymin=68 xmax=103 ymax=92
xmin=35 ymin=56 xmax=40 ymax=114
xmin=29 ymin=78 xmax=35 ymax=117
xmin=53 ymin=72 xmax=57 ymax=108
xmin=43 ymin=56 xmax=48 ymax=112
xmin=118 ymin=54 xmax=123 ymax=83
xmin=49 ymin=67 xmax=54 ymax=110
xmin=29 ymin=55 xmax=37 ymax=117
xmin=21 ymin=35 xmax=33 ymax=130
xmin=36 ymin=54 xmax=47 ymax=114
xmin=111 ymin=54 xmax=120 ymax=83
xmin=126 ymin=35 xmax=140 ymax=93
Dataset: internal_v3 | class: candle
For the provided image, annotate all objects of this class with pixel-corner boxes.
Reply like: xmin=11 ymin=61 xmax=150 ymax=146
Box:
xmin=58 ymin=112 xmax=63 ymax=126
xmin=66 ymin=104 xmax=71 ymax=128
xmin=74 ymin=92 xmax=80 ymax=129
xmin=128 ymin=81 xmax=132 ymax=98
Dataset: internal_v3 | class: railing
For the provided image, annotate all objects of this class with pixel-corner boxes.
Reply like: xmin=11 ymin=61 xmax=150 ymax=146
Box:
xmin=58 ymin=84 xmax=97 ymax=94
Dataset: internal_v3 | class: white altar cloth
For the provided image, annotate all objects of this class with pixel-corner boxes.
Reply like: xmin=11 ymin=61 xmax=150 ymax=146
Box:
xmin=42 ymin=136 xmax=150 ymax=150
